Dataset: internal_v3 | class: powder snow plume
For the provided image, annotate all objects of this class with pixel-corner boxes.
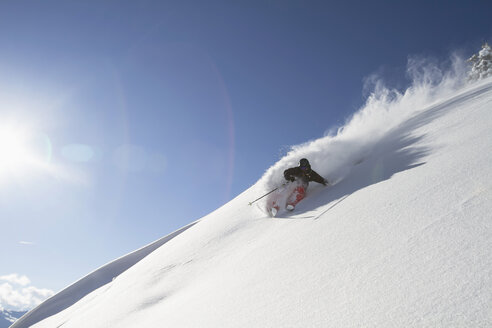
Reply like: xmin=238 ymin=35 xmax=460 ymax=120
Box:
xmin=260 ymin=54 xmax=468 ymax=191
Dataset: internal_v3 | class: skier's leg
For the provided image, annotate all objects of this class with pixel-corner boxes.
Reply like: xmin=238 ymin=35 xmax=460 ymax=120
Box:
xmin=269 ymin=200 xmax=280 ymax=217
xmin=286 ymin=186 xmax=306 ymax=209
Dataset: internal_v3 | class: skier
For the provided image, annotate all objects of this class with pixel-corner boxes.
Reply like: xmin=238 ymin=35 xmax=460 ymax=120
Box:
xmin=271 ymin=158 xmax=329 ymax=216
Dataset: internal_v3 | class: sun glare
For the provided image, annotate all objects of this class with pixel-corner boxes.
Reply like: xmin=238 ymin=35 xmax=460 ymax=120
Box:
xmin=0 ymin=124 xmax=36 ymax=178
xmin=0 ymin=121 xmax=85 ymax=186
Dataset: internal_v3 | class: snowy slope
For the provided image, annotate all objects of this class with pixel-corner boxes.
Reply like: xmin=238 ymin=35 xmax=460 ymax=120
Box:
xmin=13 ymin=77 xmax=492 ymax=328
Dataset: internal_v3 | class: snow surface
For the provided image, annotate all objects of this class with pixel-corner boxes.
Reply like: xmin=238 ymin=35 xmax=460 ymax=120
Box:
xmin=12 ymin=75 xmax=492 ymax=327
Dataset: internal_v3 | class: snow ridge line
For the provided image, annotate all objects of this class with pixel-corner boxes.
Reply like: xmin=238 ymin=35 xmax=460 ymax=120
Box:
xmin=10 ymin=221 xmax=199 ymax=328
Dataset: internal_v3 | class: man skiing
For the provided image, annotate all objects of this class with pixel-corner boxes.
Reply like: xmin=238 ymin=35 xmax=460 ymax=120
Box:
xmin=270 ymin=158 xmax=328 ymax=216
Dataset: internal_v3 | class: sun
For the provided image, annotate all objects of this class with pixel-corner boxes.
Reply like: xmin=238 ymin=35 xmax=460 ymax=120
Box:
xmin=0 ymin=124 xmax=36 ymax=177
xmin=0 ymin=121 xmax=81 ymax=185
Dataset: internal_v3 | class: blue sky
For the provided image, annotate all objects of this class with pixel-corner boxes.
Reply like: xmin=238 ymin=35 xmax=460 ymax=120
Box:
xmin=0 ymin=0 xmax=491 ymax=305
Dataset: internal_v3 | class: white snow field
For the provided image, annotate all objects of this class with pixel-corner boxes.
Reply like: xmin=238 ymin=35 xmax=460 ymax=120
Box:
xmin=13 ymin=75 xmax=492 ymax=327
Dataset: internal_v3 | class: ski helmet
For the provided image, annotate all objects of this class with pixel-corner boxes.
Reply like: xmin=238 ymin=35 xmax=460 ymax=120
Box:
xmin=299 ymin=158 xmax=310 ymax=168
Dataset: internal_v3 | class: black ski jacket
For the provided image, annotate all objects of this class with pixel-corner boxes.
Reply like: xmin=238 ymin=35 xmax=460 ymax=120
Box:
xmin=283 ymin=166 xmax=327 ymax=186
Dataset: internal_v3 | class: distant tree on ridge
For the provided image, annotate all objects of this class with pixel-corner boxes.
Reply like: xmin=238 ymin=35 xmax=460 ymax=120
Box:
xmin=468 ymin=42 xmax=492 ymax=81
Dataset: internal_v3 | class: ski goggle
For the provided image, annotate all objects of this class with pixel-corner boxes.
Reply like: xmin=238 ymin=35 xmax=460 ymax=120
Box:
xmin=300 ymin=166 xmax=309 ymax=171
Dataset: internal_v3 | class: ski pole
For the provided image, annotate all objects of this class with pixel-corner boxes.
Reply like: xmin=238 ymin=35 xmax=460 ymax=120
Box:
xmin=248 ymin=187 xmax=278 ymax=206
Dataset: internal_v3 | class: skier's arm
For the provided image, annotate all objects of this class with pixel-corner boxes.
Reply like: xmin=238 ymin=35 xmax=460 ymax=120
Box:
xmin=309 ymin=170 xmax=328 ymax=185
xmin=283 ymin=168 xmax=297 ymax=182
